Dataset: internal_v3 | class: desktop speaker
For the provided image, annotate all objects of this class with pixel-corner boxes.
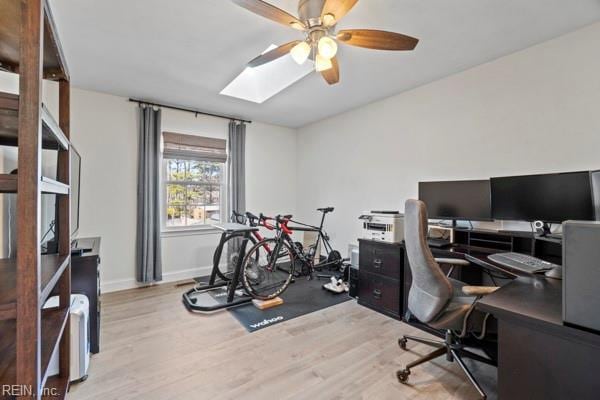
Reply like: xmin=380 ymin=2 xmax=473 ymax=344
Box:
xmin=563 ymin=220 xmax=600 ymax=333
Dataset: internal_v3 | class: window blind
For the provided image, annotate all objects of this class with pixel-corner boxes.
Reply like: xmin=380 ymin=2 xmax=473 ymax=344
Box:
xmin=162 ymin=132 xmax=227 ymax=162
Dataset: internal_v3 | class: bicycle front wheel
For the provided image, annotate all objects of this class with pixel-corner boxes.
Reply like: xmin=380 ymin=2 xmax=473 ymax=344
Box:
xmin=241 ymin=238 xmax=294 ymax=300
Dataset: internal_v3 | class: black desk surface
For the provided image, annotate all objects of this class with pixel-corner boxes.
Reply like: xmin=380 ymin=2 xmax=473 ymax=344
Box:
xmin=464 ymin=250 xmax=600 ymax=345
xmin=477 ymin=276 xmax=562 ymax=326
xmin=460 ymin=249 xmax=563 ymax=327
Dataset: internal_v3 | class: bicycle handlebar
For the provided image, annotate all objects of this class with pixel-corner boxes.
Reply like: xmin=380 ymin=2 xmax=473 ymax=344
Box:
xmin=259 ymin=213 xmax=273 ymax=221
xmin=231 ymin=210 xmax=246 ymax=224
xmin=276 ymin=214 xmax=293 ymax=223
xmin=254 ymin=213 xmax=273 ymax=230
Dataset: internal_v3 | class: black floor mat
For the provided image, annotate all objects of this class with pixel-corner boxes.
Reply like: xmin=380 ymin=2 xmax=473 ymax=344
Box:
xmin=194 ymin=275 xmax=351 ymax=332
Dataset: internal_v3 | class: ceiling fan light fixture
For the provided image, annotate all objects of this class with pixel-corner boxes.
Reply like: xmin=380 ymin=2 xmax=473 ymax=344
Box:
xmin=317 ymin=36 xmax=338 ymax=59
xmin=290 ymin=41 xmax=311 ymax=65
xmin=289 ymin=21 xmax=305 ymax=31
xmin=322 ymin=13 xmax=336 ymax=27
xmin=315 ymin=54 xmax=333 ymax=72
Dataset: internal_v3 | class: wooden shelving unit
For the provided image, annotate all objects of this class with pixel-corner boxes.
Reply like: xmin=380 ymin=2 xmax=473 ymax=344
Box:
xmin=0 ymin=306 xmax=69 ymax=391
xmin=0 ymin=0 xmax=72 ymax=398
xmin=0 ymin=92 xmax=70 ymax=150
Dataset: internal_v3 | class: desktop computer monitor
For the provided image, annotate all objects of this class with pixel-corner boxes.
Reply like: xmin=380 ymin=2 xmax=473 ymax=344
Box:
xmin=418 ymin=180 xmax=492 ymax=222
xmin=490 ymin=171 xmax=594 ymax=224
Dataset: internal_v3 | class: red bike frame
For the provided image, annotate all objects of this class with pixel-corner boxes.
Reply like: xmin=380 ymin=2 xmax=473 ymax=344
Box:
xmin=232 ymin=211 xmax=276 ymax=254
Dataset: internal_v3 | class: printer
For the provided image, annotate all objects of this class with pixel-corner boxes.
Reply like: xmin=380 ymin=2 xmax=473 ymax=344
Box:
xmin=359 ymin=211 xmax=404 ymax=243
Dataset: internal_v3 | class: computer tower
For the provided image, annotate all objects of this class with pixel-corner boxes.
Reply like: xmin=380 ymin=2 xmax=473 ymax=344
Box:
xmin=563 ymin=221 xmax=600 ymax=333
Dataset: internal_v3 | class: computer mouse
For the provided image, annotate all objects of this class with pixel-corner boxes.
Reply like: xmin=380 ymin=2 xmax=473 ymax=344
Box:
xmin=545 ymin=266 xmax=563 ymax=280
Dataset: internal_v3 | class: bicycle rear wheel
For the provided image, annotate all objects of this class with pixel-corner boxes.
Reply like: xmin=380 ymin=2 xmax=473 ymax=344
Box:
xmin=241 ymin=238 xmax=294 ymax=300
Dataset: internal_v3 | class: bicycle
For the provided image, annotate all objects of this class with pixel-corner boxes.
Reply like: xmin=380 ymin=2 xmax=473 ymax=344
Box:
xmin=241 ymin=207 xmax=343 ymax=300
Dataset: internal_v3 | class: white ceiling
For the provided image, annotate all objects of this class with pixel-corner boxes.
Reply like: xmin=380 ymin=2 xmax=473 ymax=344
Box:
xmin=50 ymin=0 xmax=600 ymax=128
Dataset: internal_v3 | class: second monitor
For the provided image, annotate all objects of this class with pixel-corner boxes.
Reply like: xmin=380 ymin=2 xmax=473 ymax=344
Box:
xmin=418 ymin=180 xmax=492 ymax=223
xmin=490 ymin=171 xmax=595 ymax=224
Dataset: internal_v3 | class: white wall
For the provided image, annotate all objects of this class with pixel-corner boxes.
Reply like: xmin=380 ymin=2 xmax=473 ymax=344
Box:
xmin=295 ymin=21 xmax=600 ymax=253
xmin=4 ymin=20 xmax=600 ymax=291
xmin=0 ymin=72 xmax=297 ymax=292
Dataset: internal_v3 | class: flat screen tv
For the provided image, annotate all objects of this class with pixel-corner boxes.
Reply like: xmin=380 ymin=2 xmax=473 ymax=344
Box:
xmin=418 ymin=180 xmax=492 ymax=222
xmin=70 ymin=145 xmax=81 ymax=237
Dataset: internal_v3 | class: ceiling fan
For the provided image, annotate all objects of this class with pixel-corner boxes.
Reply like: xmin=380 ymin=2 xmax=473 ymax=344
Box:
xmin=232 ymin=0 xmax=419 ymax=85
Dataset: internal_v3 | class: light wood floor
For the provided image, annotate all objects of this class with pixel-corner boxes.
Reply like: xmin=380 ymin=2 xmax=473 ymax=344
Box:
xmin=67 ymin=283 xmax=484 ymax=400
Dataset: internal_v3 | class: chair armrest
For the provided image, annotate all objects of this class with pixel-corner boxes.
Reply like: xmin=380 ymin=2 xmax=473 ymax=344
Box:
xmin=435 ymin=258 xmax=470 ymax=267
xmin=462 ymin=286 xmax=499 ymax=296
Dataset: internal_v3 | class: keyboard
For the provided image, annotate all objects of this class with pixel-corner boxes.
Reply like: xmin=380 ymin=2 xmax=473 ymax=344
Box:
xmin=488 ymin=252 xmax=559 ymax=274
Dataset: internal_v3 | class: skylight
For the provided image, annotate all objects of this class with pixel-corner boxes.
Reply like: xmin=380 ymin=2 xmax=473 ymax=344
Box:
xmin=220 ymin=45 xmax=313 ymax=104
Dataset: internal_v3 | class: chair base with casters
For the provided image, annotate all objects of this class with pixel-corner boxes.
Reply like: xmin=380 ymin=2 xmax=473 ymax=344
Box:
xmin=397 ymin=328 xmax=496 ymax=399
xmin=396 ymin=259 xmax=498 ymax=400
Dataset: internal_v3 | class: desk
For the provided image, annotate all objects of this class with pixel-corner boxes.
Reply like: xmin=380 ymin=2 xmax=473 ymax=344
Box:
xmin=472 ymin=265 xmax=600 ymax=399
xmin=359 ymin=231 xmax=600 ymax=399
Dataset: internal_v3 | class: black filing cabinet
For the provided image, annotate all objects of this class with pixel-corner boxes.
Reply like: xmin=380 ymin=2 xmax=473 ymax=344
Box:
xmin=357 ymin=239 xmax=403 ymax=320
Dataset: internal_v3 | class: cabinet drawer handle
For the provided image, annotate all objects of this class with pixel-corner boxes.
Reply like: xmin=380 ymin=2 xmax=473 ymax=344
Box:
xmin=373 ymin=289 xmax=382 ymax=299
xmin=373 ymin=259 xmax=382 ymax=268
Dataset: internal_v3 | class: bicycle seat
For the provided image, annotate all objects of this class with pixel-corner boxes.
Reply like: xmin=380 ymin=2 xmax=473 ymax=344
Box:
xmin=317 ymin=207 xmax=334 ymax=214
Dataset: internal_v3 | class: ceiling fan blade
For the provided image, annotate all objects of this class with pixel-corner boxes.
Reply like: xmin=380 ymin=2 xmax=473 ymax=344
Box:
xmin=232 ymin=0 xmax=306 ymax=30
xmin=337 ymin=29 xmax=419 ymax=51
xmin=321 ymin=57 xmax=340 ymax=85
xmin=320 ymin=0 xmax=359 ymax=23
xmin=247 ymin=41 xmax=301 ymax=68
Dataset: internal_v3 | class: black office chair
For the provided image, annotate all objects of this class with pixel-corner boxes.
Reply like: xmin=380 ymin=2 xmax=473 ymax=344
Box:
xmin=398 ymin=199 xmax=498 ymax=399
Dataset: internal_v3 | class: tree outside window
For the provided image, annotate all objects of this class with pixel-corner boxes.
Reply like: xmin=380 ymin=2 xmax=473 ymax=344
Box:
xmin=164 ymin=158 xmax=225 ymax=228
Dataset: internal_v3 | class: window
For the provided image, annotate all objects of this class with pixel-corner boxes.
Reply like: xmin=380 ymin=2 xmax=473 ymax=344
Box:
xmin=162 ymin=132 xmax=227 ymax=229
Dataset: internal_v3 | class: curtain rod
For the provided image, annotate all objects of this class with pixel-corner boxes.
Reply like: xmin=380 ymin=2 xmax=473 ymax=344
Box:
xmin=128 ymin=98 xmax=252 ymax=124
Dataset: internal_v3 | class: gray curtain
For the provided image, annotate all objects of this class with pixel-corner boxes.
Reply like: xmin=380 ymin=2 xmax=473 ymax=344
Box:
xmin=136 ymin=105 xmax=162 ymax=283
xmin=227 ymin=121 xmax=246 ymax=269
xmin=228 ymin=121 xmax=246 ymax=215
